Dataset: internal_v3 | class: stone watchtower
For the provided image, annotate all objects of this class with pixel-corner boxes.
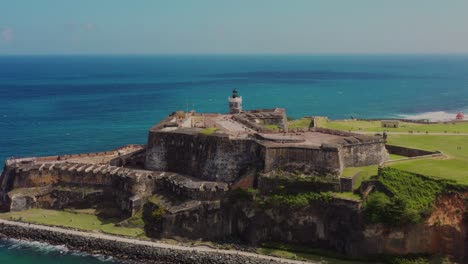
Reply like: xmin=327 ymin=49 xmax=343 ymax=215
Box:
xmin=228 ymin=89 xmax=243 ymax=114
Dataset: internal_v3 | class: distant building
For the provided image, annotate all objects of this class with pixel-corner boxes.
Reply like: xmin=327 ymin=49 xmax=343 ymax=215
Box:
xmin=228 ymin=89 xmax=243 ymax=114
xmin=456 ymin=112 xmax=464 ymax=120
xmin=381 ymin=120 xmax=399 ymax=128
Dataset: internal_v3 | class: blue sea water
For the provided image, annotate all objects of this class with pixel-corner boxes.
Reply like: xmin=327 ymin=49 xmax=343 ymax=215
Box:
xmin=0 ymin=238 xmax=119 ymax=263
xmin=1 ymin=54 xmax=468 ymax=263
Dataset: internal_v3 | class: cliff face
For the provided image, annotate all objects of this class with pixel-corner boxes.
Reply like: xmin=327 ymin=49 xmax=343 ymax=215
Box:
xmin=144 ymin=192 xmax=467 ymax=261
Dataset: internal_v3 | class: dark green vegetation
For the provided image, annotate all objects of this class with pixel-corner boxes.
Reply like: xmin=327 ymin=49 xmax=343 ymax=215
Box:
xmin=260 ymin=191 xmax=334 ymax=209
xmin=142 ymin=195 xmax=167 ymax=237
xmin=363 ymin=168 xmax=464 ymax=225
xmin=229 ymin=187 xmax=333 ymax=209
xmin=260 ymin=171 xmax=339 ymax=195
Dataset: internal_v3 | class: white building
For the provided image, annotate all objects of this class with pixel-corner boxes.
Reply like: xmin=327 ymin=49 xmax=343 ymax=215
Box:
xmin=228 ymin=89 xmax=243 ymax=114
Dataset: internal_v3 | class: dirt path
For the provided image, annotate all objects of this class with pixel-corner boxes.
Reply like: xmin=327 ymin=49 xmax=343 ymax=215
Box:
xmin=0 ymin=219 xmax=316 ymax=264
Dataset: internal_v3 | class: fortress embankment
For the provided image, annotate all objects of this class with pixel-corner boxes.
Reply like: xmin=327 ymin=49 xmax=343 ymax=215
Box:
xmin=1 ymin=89 xmax=466 ymax=262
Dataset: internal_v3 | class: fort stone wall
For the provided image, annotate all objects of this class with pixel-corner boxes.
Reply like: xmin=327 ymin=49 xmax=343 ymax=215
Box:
xmin=145 ymin=131 xmax=263 ymax=183
xmin=262 ymin=146 xmax=342 ymax=176
xmin=340 ymin=142 xmax=389 ymax=168
xmin=0 ymin=161 xmax=156 ymax=215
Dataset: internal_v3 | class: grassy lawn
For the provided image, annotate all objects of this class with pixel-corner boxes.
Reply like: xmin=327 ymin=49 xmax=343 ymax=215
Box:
xmin=258 ymin=243 xmax=374 ymax=264
xmin=0 ymin=208 xmax=146 ymax=238
xmin=389 ymin=154 xmax=407 ymax=160
xmin=389 ymin=158 xmax=468 ymax=186
xmin=386 ymin=134 xmax=468 ymax=186
xmin=264 ymin=124 xmax=279 ymax=130
xmin=339 ymin=134 xmax=468 ymax=186
xmin=288 ymin=118 xmax=312 ymax=129
xmin=387 ymin=134 xmax=468 ymax=159
xmin=320 ymin=119 xmax=468 ymax=133
xmin=342 ymin=165 xmax=379 ymax=190
xmin=333 ymin=192 xmax=361 ymax=200
xmin=199 ymin=127 xmax=219 ymax=135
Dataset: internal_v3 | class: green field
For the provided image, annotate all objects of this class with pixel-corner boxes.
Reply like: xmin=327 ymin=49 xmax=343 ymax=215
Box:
xmin=320 ymin=119 xmax=468 ymax=133
xmin=288 ymin=118 xmax=313 ymax=129
xmin=342 ymin=165 xmax=379 ymax=190
xmin=0 ymin=208 xmax=146 ymax=238
xmin=199 ymin=127 xmax=219 ymax=135
xmin=333 ymin=192 xmax=361 ymax=200
xmin=387 ymin=134 xmax=468 ymax=185
xmin=258 ymin=243 xmax=374 ymax=264
xmin=341 ymin=133 xmax=468 ymax=187
xmin=389 ymin=154 xmax=407 ymax=160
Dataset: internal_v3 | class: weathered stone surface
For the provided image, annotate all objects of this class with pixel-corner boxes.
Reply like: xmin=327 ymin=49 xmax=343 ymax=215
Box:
xmin=147 ymin=192 xmax=467 ymax=262
xmin=145 ymin=131 xmax=263 ymax=183
xmin=146 ymin=128 xmax=388 ymax=183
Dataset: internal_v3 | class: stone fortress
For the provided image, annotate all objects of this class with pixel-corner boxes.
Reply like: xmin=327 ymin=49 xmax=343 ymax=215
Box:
xmin=146 ymin=89 xmax=388 ymax=186
xmin=0 ymin=89 xmax=415 ymax=259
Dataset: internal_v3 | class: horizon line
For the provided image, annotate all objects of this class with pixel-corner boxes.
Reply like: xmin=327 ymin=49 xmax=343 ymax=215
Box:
xmin=1 ymin=52 xmax=468 ymax=56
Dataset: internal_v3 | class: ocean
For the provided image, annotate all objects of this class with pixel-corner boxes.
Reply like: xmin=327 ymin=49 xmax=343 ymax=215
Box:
xmin=1 ymin=54 xmax=468 ymax=263
xmin=0 ymin=238 xmax=119 ymax=263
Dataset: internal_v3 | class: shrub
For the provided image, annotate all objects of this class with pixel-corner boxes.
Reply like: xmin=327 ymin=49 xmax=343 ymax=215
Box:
xmin=363 ymin=168 xmax=458 ymax=225
xmin=262 ymin=192 xmax=333 ymax=209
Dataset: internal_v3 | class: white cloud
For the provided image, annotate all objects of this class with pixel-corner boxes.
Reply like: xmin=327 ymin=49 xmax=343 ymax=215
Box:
xmin=1 ymin=26 xmax=14 ymax=42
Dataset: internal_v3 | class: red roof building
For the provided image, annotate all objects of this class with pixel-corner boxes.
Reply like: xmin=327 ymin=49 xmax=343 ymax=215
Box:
xmin=456 ymin=112 xmax=464 ymax=120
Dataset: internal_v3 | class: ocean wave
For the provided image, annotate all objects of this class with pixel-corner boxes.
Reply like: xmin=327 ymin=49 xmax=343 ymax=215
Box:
xmin=3 ymin=238 xmax=69 ymax=253
xmin=1 ymin=238 xmax=118 ymax=263
xmin=399 ymin=111 xmax=466 ymax=122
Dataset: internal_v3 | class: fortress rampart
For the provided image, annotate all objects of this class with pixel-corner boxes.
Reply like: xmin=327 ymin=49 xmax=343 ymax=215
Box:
xmin=262 ymin=146 xmax=342 ymax=176
xmin=145 ymin=126 xmax=388 ymax=183
xmin=145 ymin=130 xmax=263 ymax=183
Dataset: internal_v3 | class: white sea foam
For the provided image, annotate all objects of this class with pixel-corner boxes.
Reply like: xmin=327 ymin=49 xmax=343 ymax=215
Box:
xmin=399 ymin=111 xmax=467 ymax=122
xmin=2 ymin=238 xmax=117 ymax=262
xmin=4 ymin=238 xmax=69 ymax=253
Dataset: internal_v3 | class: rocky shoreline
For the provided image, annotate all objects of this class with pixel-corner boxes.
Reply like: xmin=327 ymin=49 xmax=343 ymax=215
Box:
xmin=0 ymin=220 xmax=308 ymax=264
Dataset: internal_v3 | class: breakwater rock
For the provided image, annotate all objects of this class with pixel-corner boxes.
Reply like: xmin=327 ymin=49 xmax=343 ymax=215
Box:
xmin=0 ymin=220 xmax=306 ymax=264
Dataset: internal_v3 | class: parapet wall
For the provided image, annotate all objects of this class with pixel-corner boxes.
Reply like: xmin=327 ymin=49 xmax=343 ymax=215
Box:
xmin=263 ymin=146 xmax=342 ymax=176
xmin=340 ymin=142 xmax=389 ymax=168
xmin=385 ymin=144 xmax=438 ymax=157
xmin=0 ymin=161 xmax=155 ymax=215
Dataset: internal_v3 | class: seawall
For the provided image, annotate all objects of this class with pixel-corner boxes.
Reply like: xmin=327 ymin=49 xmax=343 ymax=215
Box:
xmin=0 ymin=219 xmax=311 ymax=264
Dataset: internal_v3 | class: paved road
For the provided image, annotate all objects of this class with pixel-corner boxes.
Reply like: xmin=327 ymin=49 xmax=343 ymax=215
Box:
xmin=0 ymin=219 xmax=316 ymax=264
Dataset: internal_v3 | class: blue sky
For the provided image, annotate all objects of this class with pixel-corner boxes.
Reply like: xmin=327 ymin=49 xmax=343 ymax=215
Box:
xmin=1 ymin=0 xmax=468 ymax=54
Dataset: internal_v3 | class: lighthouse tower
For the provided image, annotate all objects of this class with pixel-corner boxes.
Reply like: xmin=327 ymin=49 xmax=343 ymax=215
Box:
xmin=228 ymin=89 xmax=243 ymax=114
